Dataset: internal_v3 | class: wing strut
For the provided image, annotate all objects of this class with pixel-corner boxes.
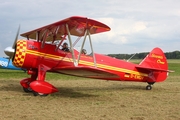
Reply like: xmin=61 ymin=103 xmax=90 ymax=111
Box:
xmin=65 ymin=24 xmax=77 ymax=66
xmin=77 ymin=29 xmax=97 ymax=67
xmin=65 ymin=24 xmax=97 ymax=67
xmin=77 ymin=29 xmax=88 ymax=64
xmin=88 ymin=29 xmax=97 ymax=67
xmin=41 ymin=29 xmax=49 ymax=48
xmin=36 ymin=31 xmax=40 ymax=42
xmin=55 ymin=34 xmax=66 ymax=51
xmin=52 ymin=26 xmax=60 ymax=43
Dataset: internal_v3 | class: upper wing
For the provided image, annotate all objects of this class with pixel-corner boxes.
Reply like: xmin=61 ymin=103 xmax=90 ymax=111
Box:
xmin=20 ymin=16 xmax=111 ymax=41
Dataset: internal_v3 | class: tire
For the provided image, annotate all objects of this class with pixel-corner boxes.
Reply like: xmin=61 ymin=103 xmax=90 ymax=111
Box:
xmin=23 ymin=87 xmax=32 ymax=93
xmin=32 ymin=91 xmax=48 ymax=96
xmin=146 ymin=85 xmax=152 ymax=90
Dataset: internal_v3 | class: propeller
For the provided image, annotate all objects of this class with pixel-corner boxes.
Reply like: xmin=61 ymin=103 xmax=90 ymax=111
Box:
xmin=4 ymin=25 xmax=20 ymax=59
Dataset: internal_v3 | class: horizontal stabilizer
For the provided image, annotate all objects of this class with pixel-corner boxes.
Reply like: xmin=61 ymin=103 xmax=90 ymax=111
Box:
xmin=136 ymin=66 xmax=174 ymax=72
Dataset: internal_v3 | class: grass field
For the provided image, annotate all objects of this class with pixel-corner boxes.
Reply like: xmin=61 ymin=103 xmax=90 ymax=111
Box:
xmin=0 ymin=59 xmax=180 ymax=120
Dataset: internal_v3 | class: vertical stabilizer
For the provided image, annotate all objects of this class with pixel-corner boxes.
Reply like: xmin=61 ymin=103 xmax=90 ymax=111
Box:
xmin=139 ymin=47 xmax=168 ymax=82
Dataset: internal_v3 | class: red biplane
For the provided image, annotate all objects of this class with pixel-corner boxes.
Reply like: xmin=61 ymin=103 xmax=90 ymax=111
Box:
xmin=4 ymin=16 xmax=171 ymax=96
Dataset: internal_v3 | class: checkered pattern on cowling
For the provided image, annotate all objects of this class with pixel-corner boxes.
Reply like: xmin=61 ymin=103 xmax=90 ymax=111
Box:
xmin=13 ymin=40 xmax=27 ymax=67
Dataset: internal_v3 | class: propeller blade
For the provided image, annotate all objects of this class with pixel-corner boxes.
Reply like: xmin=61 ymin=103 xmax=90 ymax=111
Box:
xmin=12 ymin=25 xmax=20 ymax=49
xmin=4 ymin=25 xmax=20 ymax=58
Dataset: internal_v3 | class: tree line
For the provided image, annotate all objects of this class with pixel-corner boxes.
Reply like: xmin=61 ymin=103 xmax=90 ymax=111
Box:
xmin=108 ymin=50 xmax=180 ymax=59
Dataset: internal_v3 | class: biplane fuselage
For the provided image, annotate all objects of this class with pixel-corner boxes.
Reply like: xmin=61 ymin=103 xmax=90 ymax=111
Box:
xmin=4 ymin=16 xmax=171 ymax=96
xmin=14 ymin=39 xmax=149 ymax=82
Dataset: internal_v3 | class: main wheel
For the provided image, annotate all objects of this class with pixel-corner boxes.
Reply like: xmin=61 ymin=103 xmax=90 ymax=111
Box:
xmin=23 ymin=87 xmax=32 ymax=93
xmin=146 ymin=85 xmax=152 ymax=90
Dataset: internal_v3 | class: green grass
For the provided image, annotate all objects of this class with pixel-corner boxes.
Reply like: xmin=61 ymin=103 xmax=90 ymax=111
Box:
xmin=168 ymin=63 xmax=180 ymax=76
xmin=0 ymin=59 xmax=179 ymax=120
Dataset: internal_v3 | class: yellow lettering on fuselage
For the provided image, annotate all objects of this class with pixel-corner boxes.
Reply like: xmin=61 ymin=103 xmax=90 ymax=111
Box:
xmin=130 ymin=74 xmax=144 ymax=80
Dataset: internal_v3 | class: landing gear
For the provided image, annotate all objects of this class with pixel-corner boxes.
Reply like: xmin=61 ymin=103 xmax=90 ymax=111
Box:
xmin=23 ymin=86 xmax=49 ymax=96
xmin=146 ymin=85 xmax=152 ymax=90
xmin=23 ymin=87 xmax=32 ymax=93
xmin=20 ymin=65 xmax=58 ymax=96
xmin=32 ymin=91 xmax=48 ymax=96
xmin=146 ymin=82 xmax=155 ymax=90
xmin=20 ymin=78 xmax=34 ymax=93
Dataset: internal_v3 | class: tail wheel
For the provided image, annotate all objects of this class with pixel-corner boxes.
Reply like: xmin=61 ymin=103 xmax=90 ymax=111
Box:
xmin=146 ymin=85 xmax=152 ymax=90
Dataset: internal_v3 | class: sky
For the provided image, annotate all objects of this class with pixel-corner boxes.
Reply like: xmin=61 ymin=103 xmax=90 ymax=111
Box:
xmin=0 ymin=0 xmax=180 ymax=56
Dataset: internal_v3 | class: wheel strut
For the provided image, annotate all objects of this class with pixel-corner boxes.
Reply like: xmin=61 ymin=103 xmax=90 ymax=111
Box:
xmin=146 ymin=82 xmax=155 ymax=90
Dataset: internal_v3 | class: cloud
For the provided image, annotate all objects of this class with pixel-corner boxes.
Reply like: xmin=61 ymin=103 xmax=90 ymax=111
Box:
xmin=93 ymin=17 xmax=148 ymax=45
xmin=0 ymin=0 xmax=180 ymax=56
